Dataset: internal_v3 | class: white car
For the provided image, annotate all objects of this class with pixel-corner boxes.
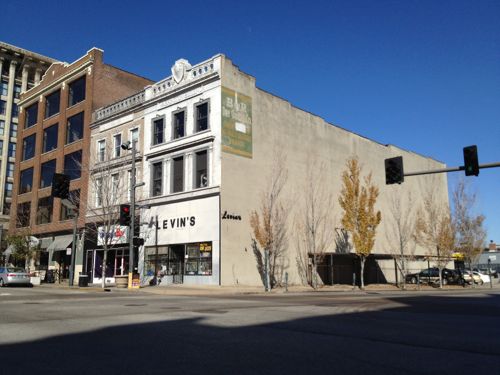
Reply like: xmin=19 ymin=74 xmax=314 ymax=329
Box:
xmin=473 ymin=271 xmax=490 ymax=284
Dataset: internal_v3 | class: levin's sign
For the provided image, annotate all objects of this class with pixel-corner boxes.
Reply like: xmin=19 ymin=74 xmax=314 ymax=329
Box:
xmin=97 ymin=225 xmax=129 ymax=246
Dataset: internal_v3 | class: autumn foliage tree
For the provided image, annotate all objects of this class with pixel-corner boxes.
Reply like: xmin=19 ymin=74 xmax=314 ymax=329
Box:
xmin=250 ymin=153 xmax=289 ymax=291
xmin=338 ymin=157 xmax=381 ymax=289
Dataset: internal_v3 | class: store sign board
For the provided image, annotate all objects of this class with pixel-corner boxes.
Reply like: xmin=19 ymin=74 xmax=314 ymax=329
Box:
xmin=221 ymin=87 xmax=252 ymax=158
xmin=97 ymin=225 xmax=129 ymax=246
xmin=142 ymin=196 xmax=219 ymax=246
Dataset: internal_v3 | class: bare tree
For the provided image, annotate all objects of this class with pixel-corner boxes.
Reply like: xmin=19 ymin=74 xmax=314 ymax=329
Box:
xmin=452 ymin=179 xmax=486 ymax=277
xmin=415 ymin=188 xmax=456 ymax=288
xmin=295 ymin=161 xmax=334 ymax=288
xmin=338 ymin=157 xmax=381 ymax=289
xmin=86 ymin=145 xmax=138 ymax=288
xmin=250 ymin=151 xmax=289 ymax=291
xmin=385 ymin=189 xmax=416 ymax=289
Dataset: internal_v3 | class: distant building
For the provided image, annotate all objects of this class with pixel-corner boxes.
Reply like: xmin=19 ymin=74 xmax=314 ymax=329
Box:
xmin=89 ymin=54 xmax=450 ymax=287
xmin=0 ymin=41 xmax=56 ymax=242
xmin=10 ymin=48 xmax=152 ymax=281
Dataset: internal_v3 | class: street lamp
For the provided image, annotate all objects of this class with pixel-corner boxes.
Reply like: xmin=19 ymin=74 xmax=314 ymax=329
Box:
xmin=121 ymin=140 xmax=144 ymax=288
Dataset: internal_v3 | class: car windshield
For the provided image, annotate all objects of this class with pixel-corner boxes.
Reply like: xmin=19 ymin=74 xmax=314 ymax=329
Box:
xmin=6 ymin=267 xmax=25 ymax=273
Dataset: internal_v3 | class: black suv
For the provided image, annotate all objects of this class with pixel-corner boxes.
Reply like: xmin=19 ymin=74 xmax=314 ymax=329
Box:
xmin=405 ymin=268 xmax=463 ymax=285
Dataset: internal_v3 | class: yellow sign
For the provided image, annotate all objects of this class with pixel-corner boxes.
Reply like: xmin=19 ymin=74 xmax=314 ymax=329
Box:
xmin=222 ymin=87 xmax=252 ymax=158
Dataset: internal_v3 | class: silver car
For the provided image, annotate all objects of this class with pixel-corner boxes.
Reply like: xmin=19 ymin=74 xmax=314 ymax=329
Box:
xmin=0 ymin=267 xmax=31 ymax=286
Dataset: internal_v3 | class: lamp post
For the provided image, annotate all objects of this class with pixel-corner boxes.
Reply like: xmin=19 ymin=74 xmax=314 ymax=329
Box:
xmin=121 ymin=140 xmax=144 ymax=288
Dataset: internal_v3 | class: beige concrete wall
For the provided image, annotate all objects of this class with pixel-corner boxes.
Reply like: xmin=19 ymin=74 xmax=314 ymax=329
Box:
xmin=219 ymin=56 xmax=449 ymax=286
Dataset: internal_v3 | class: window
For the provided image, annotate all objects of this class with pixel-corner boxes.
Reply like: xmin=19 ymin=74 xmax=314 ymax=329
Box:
xmin=195 ymin=102 xmax=209 ymax=132
xmin=95 ymin=178 xmax=103 ymax=207
xmin=68 ymin=76 xmax=86 ymax=106
xmin=0 ymin=140 xmax=3 ymax=154
xmin=10 ymin=123 xmax=17 ymax=138
xmin=194 ymin=150 xmax=208 ymax=188
xmin=0 ymin=81 xmax=7 ymax=96
xmin=152 ymin=162 xmax=163 ymax=197
xmin=45 ymin=90 xmax=60 ymax=118
xmin=0 ymin=120 xmax=4 ymax=135
xmin=66 ymin=112 xmax=84 ymax=144
xmin=8 ymin=142 xmax=16 ymax=158
xmin=12 ymin=103 xmax=18 ymax=118
xmin=185 ymin=242 xmax=213 ymax=275
xmin=43 ymin=124 xmax=58 ymax=153
xmin=113 ymin=134 xmax=122 ymax=157
xmin=16 ymin=202 xmax=31 ymax=227
xmin=111 ymin=173 xmax=119 ymax=201
xmin=0 ymin=100 xmax=6 ymax=115
xmin=152 ymin=117 xmax=164 ymax=145
xmin=22 ymin=134 xmax=36 ymax=161
xmin=61 ymin=189 xmax=80 ymax=221
xmin=7 ymin=163 xmax=14 ymax=178
xmin=19 ymin=168 xmax=33 ymax=194
xmin=172 ymin=156 xmax=184 ymax=193
xmin=173 ymin=110 xmax=185 ymax=139
xmin=25 ymin=103 xmax=38 ymax=128
xmin=14 ymin=84 xmax=21 ymax=99
xmin=40 ymin=159 xmax=56 ymax=189
xmin=5 ymin=182 xmax=13 ymax=198
xmin=36 ymin=196 xmax=53 ymax=224
xmin=97 ymin=140 xmax=106 ymax=162
xmin=64 ymin=150 xmax=82 ymax=180
xmin=130 ymin=128 xmax=139 ymax=147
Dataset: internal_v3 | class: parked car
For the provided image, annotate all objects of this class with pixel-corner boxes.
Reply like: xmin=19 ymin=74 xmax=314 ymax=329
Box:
xmin=473 ymin=271 xmax=490 ymax=284
xmin=0 ymin=267 xmax=31 ymax=287
xmin=462 ymin=270 xmax=483 ymax=285
xmin=405 ymin=268 xmax=461 ymax=285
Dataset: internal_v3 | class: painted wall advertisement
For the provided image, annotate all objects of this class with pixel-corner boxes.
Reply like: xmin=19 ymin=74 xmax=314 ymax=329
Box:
xmin=221 ymin=87 xmax=252 ymax=158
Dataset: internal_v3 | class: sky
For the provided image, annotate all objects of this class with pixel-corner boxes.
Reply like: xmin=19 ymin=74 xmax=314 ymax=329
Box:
xmin=2 ymin=0 xmax=499 ymax=241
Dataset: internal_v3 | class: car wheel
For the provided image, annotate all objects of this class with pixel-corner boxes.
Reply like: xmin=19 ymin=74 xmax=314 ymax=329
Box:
xmin=0 ymin=278 xmax=4 ymax=287
xmin=479 ymin=279 xmax=484 ymax=285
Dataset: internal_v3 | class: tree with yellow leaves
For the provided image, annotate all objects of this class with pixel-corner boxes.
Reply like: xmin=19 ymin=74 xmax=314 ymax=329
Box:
xmin=338 ymin=157 xmax=381 ymax=289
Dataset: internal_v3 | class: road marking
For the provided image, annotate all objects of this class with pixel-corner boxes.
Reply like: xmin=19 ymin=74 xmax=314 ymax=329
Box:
xmin=0 ymin=293 xmax=12 ymax=296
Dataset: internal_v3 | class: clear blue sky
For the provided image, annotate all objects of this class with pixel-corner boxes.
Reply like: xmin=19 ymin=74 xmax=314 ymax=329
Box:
xmin=3 ymin=0 xmax=500 ymax=242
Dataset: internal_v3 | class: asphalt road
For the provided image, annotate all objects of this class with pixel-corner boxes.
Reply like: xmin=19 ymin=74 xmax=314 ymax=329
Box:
xmin=1 ymin=286 xmax=499 ymax=375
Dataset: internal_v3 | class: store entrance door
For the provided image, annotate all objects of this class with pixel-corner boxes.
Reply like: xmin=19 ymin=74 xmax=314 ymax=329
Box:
xmin=171 ymin=245 xmax=184 ymax=284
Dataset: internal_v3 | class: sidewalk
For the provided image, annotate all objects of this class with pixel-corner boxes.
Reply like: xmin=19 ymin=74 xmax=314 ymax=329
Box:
xmin=36 ymin=279 xmax=500 ymax=296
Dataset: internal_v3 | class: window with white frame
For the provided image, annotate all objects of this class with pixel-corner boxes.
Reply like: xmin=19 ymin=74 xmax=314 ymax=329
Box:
xmin=130 ymin=128 xmax=139 ymax=148
xmin=194 ymin=150 xmax=208 ymax=188
xmin=95 ymin=177 xmax=103 ymax=207
xmin=195 ymin=102 xmax=209 ymax=132
xmin=172 ymin=110 xmax=185 ymax=139
xmin=113 ymin=134 xmax=122 ymax=158
xmin=151 ymin=162 xmax=163 ymax=197
xmin=97 ymin=140 xmax=106 ymax=162
xmin=172 ymin=156 xmax=184 ymax=193
xmin=111 ymin=173 xmax=119 ymax=201
xmin=152 ymin=117 xmax=164 ymax=145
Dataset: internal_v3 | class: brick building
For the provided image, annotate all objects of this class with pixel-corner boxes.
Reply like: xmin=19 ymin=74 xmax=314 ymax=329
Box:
xmin=10 ymin=48 xmax=152 ymax=279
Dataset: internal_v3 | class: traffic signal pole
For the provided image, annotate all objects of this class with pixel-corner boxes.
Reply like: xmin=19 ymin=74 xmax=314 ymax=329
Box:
xmin=403 ymin=162 xmax=500 ymax=178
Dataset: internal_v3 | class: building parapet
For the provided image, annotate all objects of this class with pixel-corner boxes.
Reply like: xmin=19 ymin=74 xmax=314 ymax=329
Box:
xmin=94 ymin=91 xmax=146 ymax=122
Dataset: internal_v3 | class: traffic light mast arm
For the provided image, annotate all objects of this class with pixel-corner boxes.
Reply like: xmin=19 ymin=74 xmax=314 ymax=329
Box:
xmin=404 ymin=162 xmax=500 ymax=178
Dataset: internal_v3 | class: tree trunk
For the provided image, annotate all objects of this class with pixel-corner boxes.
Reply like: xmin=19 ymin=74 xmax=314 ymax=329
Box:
xmin=264 ymin=249 xmax=270 ymax=292
xmin=101 ymin=249 xmax=107 ymax=289
xmin=360 ymin=255 xmax=365 ymax=289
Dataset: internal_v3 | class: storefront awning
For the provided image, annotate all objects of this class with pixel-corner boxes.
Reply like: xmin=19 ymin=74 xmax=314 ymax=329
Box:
xmin=40 ymin=237 xmax=53 ymax=249
xmin=47 ymin=235 xmax=73 ymax=252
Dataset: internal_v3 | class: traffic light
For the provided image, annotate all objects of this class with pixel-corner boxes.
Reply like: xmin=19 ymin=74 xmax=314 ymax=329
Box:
xmin=463 ymin=145 xmax=479 ymax=176
xmin=51 ymin=173 xmax=70 ymax=199
xmin=385 ymin=156 xmax=404 ymax=185
xmin=119 ymin=204 xmax=131 ymax=226
xmin=133 ymin=237 xmax=145 ymax=246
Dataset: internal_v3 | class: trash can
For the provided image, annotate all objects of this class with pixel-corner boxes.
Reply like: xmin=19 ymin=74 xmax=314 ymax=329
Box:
xmin=78 ymin=274 xmax=89 ymax=287
xmin=45 ymin=270 xmax=55 ymax=284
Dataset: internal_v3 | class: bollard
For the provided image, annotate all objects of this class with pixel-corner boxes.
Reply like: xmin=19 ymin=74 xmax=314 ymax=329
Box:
xmin=352 ymin=272 xmax=356 ymax=289
xmin=417 ymin=275 xmax=420 ymax=290
xmin=285 ymin=272 xmax=288 ymax=293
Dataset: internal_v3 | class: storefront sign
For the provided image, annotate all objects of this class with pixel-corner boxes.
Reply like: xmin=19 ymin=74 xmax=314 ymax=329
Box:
xmin=222 ymin=87 xmax=252 ymax=158
xmin=148 ymin=216 xmax=196 ymax=230
xmin=97 ymin=225 xmax=129 ymax=246
xmin=221 ymin=211 xmax=241 ymax=221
